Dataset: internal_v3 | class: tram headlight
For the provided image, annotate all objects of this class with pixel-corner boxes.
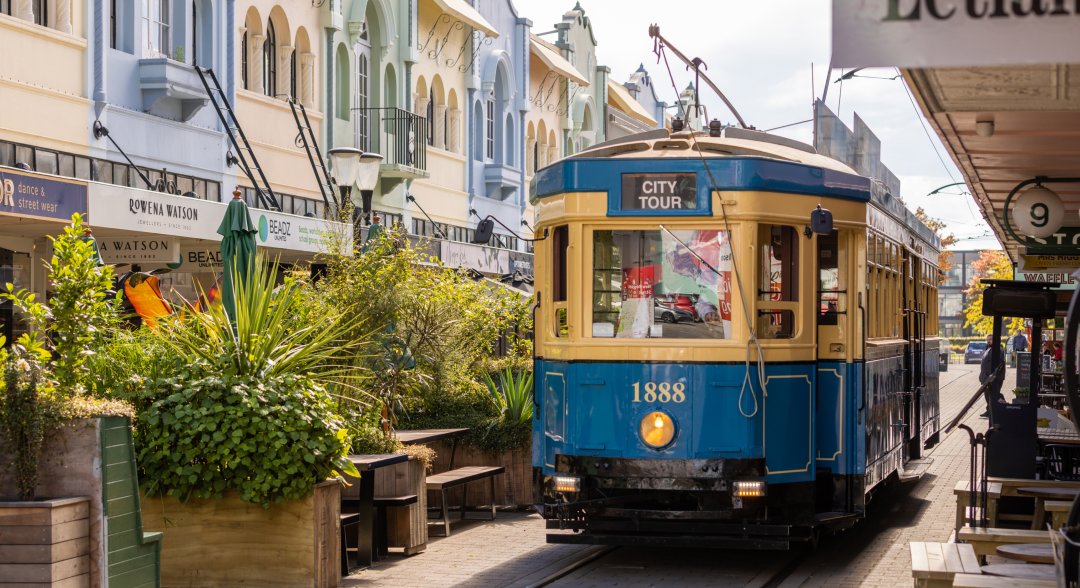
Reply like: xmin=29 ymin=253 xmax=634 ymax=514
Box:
xmin=734 ymin=480 xmax=766 ymax=498
xmin=639 ymin=411 xmax=676 ymax=449
xmin=553 ymin=475 xmax=580 ymax=493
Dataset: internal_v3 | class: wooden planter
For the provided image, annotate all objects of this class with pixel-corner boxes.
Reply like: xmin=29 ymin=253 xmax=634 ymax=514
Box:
xmin=0 ymin=417 xmax=160 ymax=588
xmin=372 ymin=457 xmax=428 ymax=554
xmin=140 ymin=481 xmax=341 ymax=588
xmin=427 ymin=440 xmax=533 ymax=507
xmin=0 ymin=497 xmax=91 ymax=586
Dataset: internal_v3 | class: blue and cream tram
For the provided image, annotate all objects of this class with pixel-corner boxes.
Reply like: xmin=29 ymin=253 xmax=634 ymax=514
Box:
xmin=530 ymin=127 xmax=941 ymax=548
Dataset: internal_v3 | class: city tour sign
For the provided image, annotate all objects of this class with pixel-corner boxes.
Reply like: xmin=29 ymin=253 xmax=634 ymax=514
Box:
xmin=832 ymin=0 xmax=1080 ymax=68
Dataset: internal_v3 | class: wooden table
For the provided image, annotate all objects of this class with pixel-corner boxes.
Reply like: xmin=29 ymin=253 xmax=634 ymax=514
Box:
xmin=395 ymin=428 xmax=469 ymax=469
xmin=952 ymin=573 xmax=1055 ymax=587
xmin=1038 ymin=427 xmax=1080 ymax=446
xmin=980 ymin=563 xmax=1056 ymax=581
xmin=1018 ymin=486 xmax=1080 ymax=529
xmin=996 ymin=543 xmax=1054 ymax=564
xmin=344 ymin=453 xmax=410 ymax=571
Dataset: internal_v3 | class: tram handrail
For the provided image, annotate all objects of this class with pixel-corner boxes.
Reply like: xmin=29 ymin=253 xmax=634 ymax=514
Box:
xmin=943 ymin=363 xmax=1004 ymax=435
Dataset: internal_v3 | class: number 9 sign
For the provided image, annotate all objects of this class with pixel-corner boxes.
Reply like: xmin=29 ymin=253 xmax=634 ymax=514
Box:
xmin=1013 ymin=185 xmax=1064 ymax=239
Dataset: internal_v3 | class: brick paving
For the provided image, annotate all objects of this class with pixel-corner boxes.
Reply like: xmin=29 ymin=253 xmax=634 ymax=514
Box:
xmin=346 ymin=363 xmax=992 ymax=587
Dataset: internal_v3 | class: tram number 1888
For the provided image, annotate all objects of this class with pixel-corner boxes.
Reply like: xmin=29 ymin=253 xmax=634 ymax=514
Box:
xmin=632 ymin=382 xmax=686 ymax=403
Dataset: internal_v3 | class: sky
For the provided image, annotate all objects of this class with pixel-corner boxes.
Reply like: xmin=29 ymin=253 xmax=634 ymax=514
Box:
xmin=514 ymin=0 xmax=1000 ymax=251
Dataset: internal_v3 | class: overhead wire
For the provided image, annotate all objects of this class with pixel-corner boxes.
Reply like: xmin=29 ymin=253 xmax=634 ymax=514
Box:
xmin=654 ymin=41 xmax=765 ymax=419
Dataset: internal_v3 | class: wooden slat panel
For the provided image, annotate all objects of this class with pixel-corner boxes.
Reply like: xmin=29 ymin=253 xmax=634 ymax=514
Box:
xmin=910 ymin=541 xmax=929 ymax=576
xmin=0 ymin=537 xmax=89 ymax=564
xmin=958 ymin=543 xmax=981 ymax=573
xmin=0 ymin=519 xmax=89 ymax=546
xmin=0 ymin=554 xmax=89 ymax=583
xmin=943 ymin=542 xmax=964 ymax=573
xmin=924 ymin=542 xmax=946 ymax=578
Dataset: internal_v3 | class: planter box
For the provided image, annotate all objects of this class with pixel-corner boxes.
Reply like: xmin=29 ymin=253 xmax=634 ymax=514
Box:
xmin=140 ymin=481 xmax=341 ymax=588
xmin=0 ymin=497 xmax=91 ymax=586
xmin=427 ymin=440 xmax=533 ymax=507
xmin=0 ymin=417 xmax=159 ymax=588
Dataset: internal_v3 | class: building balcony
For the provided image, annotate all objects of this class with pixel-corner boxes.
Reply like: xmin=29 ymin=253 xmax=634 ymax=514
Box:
xmin=137 ymin=58 xmax=209 ymax=122
xmin=483 ymin=162 xmax=520 ymax=200
xmin=354 ymin=107 xmax=429 ymax=181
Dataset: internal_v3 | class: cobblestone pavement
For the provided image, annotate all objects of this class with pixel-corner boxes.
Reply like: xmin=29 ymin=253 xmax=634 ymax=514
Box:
xmin=347 ymin=363 xmax=990 ymax=587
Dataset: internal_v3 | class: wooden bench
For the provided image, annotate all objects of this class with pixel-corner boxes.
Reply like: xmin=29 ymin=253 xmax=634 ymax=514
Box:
xmin=985 ymin=477 xmax=1080 ymax=526
xmin=910 ymin=542 xmax=981 ymax=588
xmin=956 ymin=526 xmax=1050 ymax=558
xmin=1045 ymin=499 xmax=1071 ymax=529
xmin=339 ymin=512 xmax=361 ymax=576
xmin=954 ymin=480 xmax=1002 ymax=533
xmin=951 ymin=573 xmax=1056 ymax=587
xmin=426 ymin=466 xmax=505 ymax=537
xmin=373 ymin=495 xmax=418 ymax=557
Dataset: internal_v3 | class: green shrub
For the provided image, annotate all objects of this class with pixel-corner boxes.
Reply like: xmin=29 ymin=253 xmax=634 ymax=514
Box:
xmin=137 ymin=365 xmax=352 ymax=506
xmin=0 ymin=353 xmax=55 ymax=500
xmin=482 ymin=368 xmax=533 ymax=427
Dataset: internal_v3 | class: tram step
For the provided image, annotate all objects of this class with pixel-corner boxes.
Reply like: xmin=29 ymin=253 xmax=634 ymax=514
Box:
xmin=814 ymin=511 xmax=860 ymax=525
xmin=900 ymin=458 xmax=934 ymax=482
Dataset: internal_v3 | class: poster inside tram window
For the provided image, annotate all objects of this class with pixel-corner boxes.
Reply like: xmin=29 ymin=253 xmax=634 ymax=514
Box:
xmin=660 ymin=229 xmax=733 ymax=338
xmin=618 ymin=265 xmax=655 ymax=338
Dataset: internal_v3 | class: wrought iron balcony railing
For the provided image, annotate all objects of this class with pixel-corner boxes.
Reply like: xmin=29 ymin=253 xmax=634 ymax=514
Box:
xmin=352 ymin=107 xmax=428 ymax=175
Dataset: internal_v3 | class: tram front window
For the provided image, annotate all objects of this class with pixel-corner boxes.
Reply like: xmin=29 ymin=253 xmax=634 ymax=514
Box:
xmin=591 ymin=229 xmax=732 ymax=339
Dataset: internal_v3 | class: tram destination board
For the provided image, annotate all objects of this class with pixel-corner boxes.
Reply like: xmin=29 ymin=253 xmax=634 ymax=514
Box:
xmin=621 ymin=173 xmax=697 ymax=212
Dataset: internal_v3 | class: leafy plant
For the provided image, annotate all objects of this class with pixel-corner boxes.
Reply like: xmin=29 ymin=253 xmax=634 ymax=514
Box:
xmin=133 ymin=255 xmax=368 ymax=506
xmin=481 ymin=368 xmax=534 ymax=427
xmin=0 ymin=351 xmax=54 ymax=501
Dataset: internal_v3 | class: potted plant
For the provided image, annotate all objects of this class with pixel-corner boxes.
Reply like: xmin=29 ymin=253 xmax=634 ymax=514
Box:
xmin=0 ymin=214 xmax=158 ymax=588
xmin=1012 ymin=386 xmax=1030 ymax=404
xmin=126 ymin=258 xmax=366 ymax=587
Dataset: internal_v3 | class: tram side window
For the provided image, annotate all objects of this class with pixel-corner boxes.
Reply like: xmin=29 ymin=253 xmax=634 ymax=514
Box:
xmin=757 ymin=224 xmax=798 ymax=339
xmin=590 ymin=229 xmax=732 ymax=339
xmin=553 ymin=225 xmax=568 ymax=337
xmin=818 ymin=231 xmax=844 ymax=326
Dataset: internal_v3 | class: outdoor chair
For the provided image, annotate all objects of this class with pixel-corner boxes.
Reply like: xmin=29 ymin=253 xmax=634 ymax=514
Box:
xmin=1045 ymin=444 xmax=1080 ymax=481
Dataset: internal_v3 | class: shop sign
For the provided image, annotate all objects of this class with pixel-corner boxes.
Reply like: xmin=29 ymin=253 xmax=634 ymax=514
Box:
xmin=441 ymin=241 xmax=509 ymax=274
xmin=0 ymin=166 xmax=87 ymax=222
xmin=97 ymin=238 xmax=179 ymax=264
xmin=1019 ymin=254 xmax=1080 ymax=271
xmin=1016 ymin=271 xmax=1077 ymax=291
xmin=88 ymin=183 xmax=222 ymax=240
xmin=171 ymin=246 xmax=224 ymax=271
xmin=832 ymin=0 xmax=1080 ymax=68
xmin=254 ymin=211 xmax=351 ymax=254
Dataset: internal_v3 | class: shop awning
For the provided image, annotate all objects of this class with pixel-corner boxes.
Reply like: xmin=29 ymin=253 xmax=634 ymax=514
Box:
xmin=529 ymin=35 xmax=589 ymax=87
xmin=607 ymin=80 xmax=656 ymax=127
xmin=432 ymin=0 xmax=498 ymax=39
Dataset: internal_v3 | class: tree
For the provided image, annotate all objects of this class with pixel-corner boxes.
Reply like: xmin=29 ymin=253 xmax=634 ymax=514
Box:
xmin=962 ymin=250 xmax=1024 ymax=336
xmin=914 ymin=207 xmax=958 ymax=283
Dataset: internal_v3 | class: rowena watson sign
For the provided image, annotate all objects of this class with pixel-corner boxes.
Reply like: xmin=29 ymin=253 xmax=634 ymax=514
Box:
xmin=832 ymin=0 xmax=1080 ymax=68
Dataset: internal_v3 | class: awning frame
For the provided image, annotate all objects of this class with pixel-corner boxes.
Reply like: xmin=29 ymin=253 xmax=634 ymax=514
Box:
xmin=419 ymin=0 xmax=499 ymax=72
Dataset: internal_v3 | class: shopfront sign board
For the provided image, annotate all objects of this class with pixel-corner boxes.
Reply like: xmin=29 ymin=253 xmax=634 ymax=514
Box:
xmin=98 ymin=238 xmax=180 ymax=264
xmin=1016 ymin=270 xmax=1077 ymax=290
xmin=833 ymin=1 xmax=1080 ymax=68
xmin=441 ymin=241 xmax=510 ymax=275
xmin=89 ymin=183 xmax=222 ymax=240
xmin=0 ymin=166 xmax=87 ymax=222
xmin=253 ymin=211 xmax=351 ymax=255
xmin=172 ymin=246 xmax=224 ymax=271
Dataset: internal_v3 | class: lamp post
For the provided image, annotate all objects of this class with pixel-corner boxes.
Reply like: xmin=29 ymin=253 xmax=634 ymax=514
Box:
xmin=328 ymin=148 xmax=383 ymax=225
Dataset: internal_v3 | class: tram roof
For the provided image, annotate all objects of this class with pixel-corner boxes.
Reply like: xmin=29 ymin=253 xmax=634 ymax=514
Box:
xmin=532 ymin=128 xmax=940 ymax=251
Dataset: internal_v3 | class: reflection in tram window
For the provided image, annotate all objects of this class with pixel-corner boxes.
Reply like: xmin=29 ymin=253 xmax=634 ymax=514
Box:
xmin=757 ymin=224 xmax=798 ymax=339
xmin=591 ymin=229 xmax=732 ymax=339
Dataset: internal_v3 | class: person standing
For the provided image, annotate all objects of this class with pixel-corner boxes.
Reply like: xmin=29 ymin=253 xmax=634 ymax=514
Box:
xmin=1013 ymin=332 xmax=1028 ymax=353
xmin=980 ymin=334 xmax=1005 ymax=417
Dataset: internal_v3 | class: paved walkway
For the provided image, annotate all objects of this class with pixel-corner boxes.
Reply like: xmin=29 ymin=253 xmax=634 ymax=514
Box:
xmin=346 ymin=363 xmax=992 ymax=587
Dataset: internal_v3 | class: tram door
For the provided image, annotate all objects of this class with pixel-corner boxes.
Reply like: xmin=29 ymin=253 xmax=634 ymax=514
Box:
xmin=815 ymin=231 xmax=852 ymax=512
xmin=901 ymin=248 xmax=925 ymax=460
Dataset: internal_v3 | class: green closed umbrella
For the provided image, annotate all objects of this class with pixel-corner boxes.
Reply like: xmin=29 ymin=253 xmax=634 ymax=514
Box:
xmin=218 ymin=189 xmax=258 ymax=322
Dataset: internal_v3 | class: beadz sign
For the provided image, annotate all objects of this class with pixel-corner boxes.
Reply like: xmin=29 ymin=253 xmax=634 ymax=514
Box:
xmin=0 ymin=166 xmax=87 ymax=222
xmin=620 ymin=173 xmax=697 ymax=212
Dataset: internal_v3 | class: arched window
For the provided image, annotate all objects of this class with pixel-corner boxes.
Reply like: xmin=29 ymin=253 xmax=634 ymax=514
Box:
xmin=241 ymin=31 xmax=248 ymax=89
xmin=504 ymin=114 xmax=514 ymax=165
xmin=532 ymin=141 xmax=538 ymax=172
xmin=263 ymin=20 xmax=276 ymax=97
xmin=485 ymin=99 xmax=494 ymax=161
xmin=335 ymin=44 xmax=350 ymax=119
xmin=289 ymin=49 xmax=297 ymax=100
xmin=356 ymin=53 xmax=369 ymax=148
xmin=443 ymin=107 xmax=449 ymax=150
xmin=426 ymin=88 xmax=435 ymax=146
xmin=191 ymin=1 xmax=197 ymax=64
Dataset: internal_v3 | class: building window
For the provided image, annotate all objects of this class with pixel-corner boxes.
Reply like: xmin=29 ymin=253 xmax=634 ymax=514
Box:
xmin=426 ymin=88 xmax=435 ymax=147
xmin=190 ymin=0 xmax=197 ymax=64
xmin=0 ymin=0 xmax=10 ymax=16
xmin=355 ymin=53 xmax=369 ymax=149
xmin=336 ymin=44 xmax=350 ymax=120
xmin=443 ymin=107 xmax=449 ymax=150
xmin=241 ymin=32 xmax=248 ymax=89
xmin=32 ymin=0 xmax=46 ymax=26
xmin=109 ymin=0 xmax=117 ymax=47
xmin=143 ymin=0 xmax=169 ymax=58
xmin=485 ymin=99 xmax=494 ymax=161
xmin=289 ymin=49 xmax=297 ymax=100
xmin=263 ymin=20 xmax=276 ymax=97
xmin=757 ymin=224 xmax=799 ymax=339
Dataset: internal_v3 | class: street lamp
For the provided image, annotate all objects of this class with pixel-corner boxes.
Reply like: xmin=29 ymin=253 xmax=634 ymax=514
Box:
xmin=328 ymin=148 xmax=383 ymax=224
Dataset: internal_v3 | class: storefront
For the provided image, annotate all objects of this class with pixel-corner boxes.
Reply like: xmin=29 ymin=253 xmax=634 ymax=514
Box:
xmin=0 ymin=165 xmax=352 ymax=335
